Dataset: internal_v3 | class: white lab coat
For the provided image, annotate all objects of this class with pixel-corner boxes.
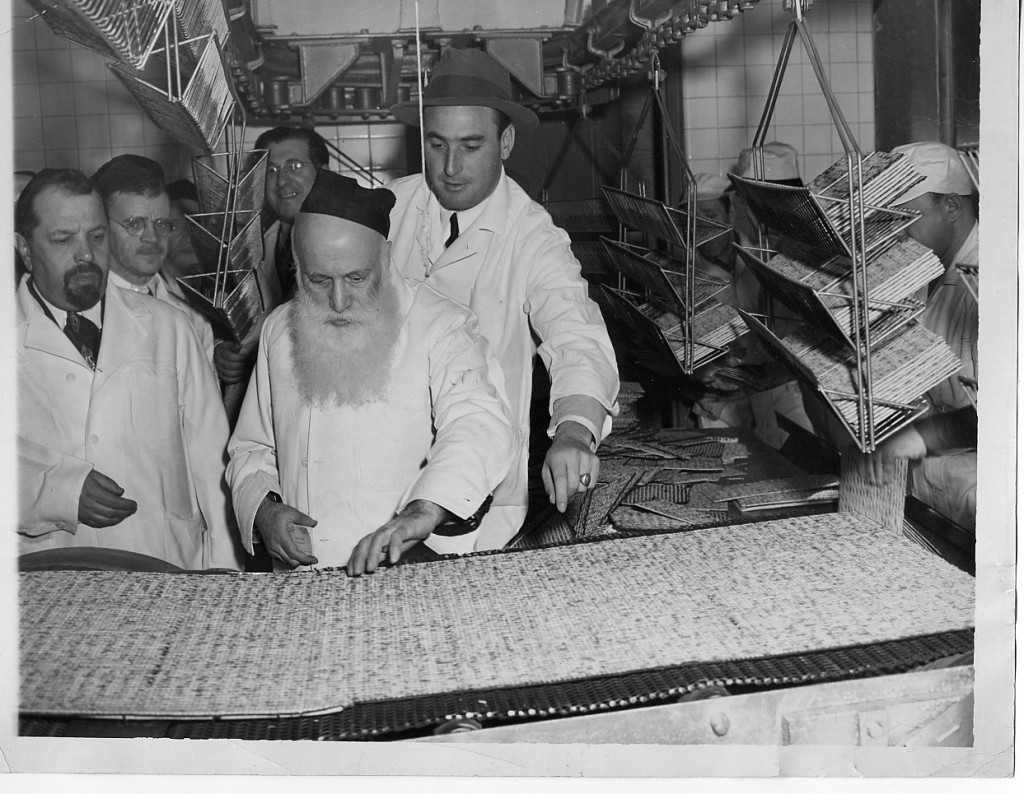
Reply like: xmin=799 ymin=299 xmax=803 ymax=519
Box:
xmin=910 ymin=223 xmax=979 ymax=530
xmin=388 ymin=171 xmax=620 ymax=549
xmin=108 ymin=268 xmax=217 ymax=367
xmin=226 ymin=276 xmax=515 ymax=569
xmin=16 ymin=278 xmax=243 ymax=570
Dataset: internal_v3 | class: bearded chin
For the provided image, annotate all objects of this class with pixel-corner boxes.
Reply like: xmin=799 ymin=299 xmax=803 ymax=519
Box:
xmin=288 ymin=278 xmax=403 ymax=409
xmin=63 ymin=262 xmax=104 ymax=310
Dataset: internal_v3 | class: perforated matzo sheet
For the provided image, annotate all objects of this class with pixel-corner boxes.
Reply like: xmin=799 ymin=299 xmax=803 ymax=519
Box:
xmin=21 ymin=512 xmax=973 ymax=720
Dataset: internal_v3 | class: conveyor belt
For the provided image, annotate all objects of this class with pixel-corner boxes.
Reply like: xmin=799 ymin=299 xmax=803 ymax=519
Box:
xmin=21 ymin=511 xmax=974 ymax=741
xmin=20 ymin=630 xmax=972 ymax=740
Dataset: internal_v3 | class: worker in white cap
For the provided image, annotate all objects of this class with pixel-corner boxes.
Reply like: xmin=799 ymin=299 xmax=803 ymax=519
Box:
xmin=853 ymin=141 xmax=978 ymax=531
xmin=729 ymin=141 xmax=803 ymax=250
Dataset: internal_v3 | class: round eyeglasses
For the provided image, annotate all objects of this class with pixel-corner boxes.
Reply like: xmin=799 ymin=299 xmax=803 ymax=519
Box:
xmin=266 ymin=159 xmax=313 ymax=177
xmin=112 ymin=216 xmax=175 ymax=238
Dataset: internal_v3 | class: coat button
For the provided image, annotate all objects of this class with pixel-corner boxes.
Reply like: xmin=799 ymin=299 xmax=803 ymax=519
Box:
xmin=89 ymin=434 xmax=99 ymax=444
xmin=65 ymin=373 xmax=75 ymax=382
xmin=522 ymin=300 xmax=531 ymax=314
xmin=300 ymin=458 xmax=308 ymax=468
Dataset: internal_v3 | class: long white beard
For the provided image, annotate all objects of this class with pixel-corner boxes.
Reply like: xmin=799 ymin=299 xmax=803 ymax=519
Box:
xmin=288 ymin=277 xmax=404 ymax=408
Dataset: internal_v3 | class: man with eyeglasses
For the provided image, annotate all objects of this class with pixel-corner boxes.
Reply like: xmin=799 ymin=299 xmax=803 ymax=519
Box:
xmin=14 ymin=169 xmax=243 ymax=570
xmin=91 ymin=155 xmax=217 ymax=368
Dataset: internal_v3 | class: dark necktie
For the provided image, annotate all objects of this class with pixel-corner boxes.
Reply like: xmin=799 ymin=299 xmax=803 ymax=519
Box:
xmin=444 ymin=213 xmax=459 ymax=248
xmin=276 ymin=228 xmax=297 ymax=299
xmin=65 ymin=311 xmax=101 ymax=370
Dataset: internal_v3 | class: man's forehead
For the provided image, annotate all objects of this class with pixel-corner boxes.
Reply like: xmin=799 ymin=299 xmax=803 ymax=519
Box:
xmin=267 ymin=138 xmax=311 ymax=161
xmin=35 ymin=188 xmax=105 ymax=227
xmin=108 ymin=190 xmax=170 ymax=213
xmin=424 ymin=105 xmax=499 ymax=135
xmin=296 ymin=216 xmax=382 ymax=269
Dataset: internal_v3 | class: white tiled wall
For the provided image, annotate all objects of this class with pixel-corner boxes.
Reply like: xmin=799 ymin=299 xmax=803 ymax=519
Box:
xmin=11 ymin=0 xmax=406 ymax=185
xmin=11 ymin=0 xmax=195 ymax=178
xmin=11 ymin=0 xmax=875 ymax=190
xmin=679 ymin=0 xmax=875 ymax=183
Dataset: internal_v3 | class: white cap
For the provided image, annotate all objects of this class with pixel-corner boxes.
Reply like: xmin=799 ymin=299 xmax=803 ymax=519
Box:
xmin=731 ymin=142 xmax=801 ymax=182
xmin=680 ymin=173 xmax=732 ymax=205
xmin=891 ymin=141 xmax=975 ymax=204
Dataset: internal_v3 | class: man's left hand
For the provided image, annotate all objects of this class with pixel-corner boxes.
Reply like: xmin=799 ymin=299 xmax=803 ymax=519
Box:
xmin=542 ymin=421 xmax=599 ymax=513
xmin=213 ymin=339 xmax=257 ymax=385
xmin=346 ymin=500 xmax=450 ymax=577
xmin=849 ymin=424 xmax=928 ymax=485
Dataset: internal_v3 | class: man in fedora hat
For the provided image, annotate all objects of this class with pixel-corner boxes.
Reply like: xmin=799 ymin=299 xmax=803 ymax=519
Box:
xmin=227 ymin=169 xmax=515 ymax=574
xmin=851 ymin=141 xmax=978 ymax=531
xmin=387 ymin=47 xmax=619 ymax=552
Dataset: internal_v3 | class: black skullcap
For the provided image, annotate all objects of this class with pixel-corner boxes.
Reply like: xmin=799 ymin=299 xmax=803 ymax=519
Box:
xmin=298 ymin=170 xmax=395 ymax=238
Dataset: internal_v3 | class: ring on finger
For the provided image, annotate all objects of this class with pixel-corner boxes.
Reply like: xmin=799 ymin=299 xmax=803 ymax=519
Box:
xmin=579 ymin=472 xmax=592 ymax=488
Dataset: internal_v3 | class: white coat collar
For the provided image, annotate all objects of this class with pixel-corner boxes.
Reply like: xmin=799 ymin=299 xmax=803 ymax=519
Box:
xmin=418 ymin=170 xmax=514 ymax=272
xmin=93 ymin=279 xmax=152 ymax=386
xmin=19 ymin=279 xmax=90 ymax=369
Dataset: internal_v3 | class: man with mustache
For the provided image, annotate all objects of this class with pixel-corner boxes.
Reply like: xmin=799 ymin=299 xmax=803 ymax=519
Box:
xmin=91 ymin=155 xmax=216 ymax=367
xmin=226 ymin=169 xmax=514 ymax=575
xmin=14 ymin=169 xmax=242 ymax=570
xmin=387 ymin=48 xmax=619 ymax=552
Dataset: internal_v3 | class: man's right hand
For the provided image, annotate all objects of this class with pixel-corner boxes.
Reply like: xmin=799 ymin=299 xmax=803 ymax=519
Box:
xmin=213 ymin=339 xmax=256 ymax=385
xmin=78 ymin=470 xmax=138 ymax=528
xmin=254 ymin=496 xmax=319 ymax=569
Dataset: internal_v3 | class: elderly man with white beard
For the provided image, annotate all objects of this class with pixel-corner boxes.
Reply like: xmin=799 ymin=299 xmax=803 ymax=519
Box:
xmin=226 ymin=169 xmax=515 ymax=576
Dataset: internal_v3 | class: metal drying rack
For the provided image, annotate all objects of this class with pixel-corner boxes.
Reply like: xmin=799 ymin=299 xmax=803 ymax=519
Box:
xmin=730 ymin=0 xmax=952 ymax=453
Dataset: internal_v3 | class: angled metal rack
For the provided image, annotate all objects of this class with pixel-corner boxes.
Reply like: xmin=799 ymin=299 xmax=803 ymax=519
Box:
xmin=600 ymin=238 xmax=727 ymax=315
xmin=601 ymin=187 xmax=733 ymax=251
xmin=109 ymin=31 xmax=234 ymax=153
xmin=175 ymin=118 xmax=269 ymax=344
xmin=192 ymin=149 xmax=268 ymax=215
xmin=596 ymin=281 xmax=745 ymax=379
xmin=741 ymin=310 xmax=961 ymax=449
xmin=734 ymin=237 xmax=941 ymax=349
xmin=177 ymin=207 xmax=263 ymax=343
xmin=600 ymin=178 xmax=734 ymax=373
xmin=542 ymin=44 xmax=737 ymax=377
xmin=730 ymin=1 xmax=960 ymax=453
xmin=174 ymin=0 xmax=230 ymax=59
xmin=545 ymin=198 xmax=618 ymax=235
xmin=27 ymin=0 xmax=175 ymax=69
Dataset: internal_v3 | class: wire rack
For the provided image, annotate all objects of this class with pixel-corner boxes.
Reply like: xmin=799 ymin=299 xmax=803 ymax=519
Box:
xmin=192 ymin=150 xmax=268 ymax=215
xmin=734 ymin=237 xmax=940 ymax=349
xmin=27 ymin=0 xmax=175 ymax=69
xmin=596 ymin=284 xmax=740 ymax=377
xmin=177 ymin=206 xmax=264 ymax=342
xmin=545 ymin=198 xmax=618 ymax=235
xmin=108 ymin=32 xmax=234 ymax=153
xmin=730 ymin=1 xmax=964 ymax=453
xmin=174 ymin=0 xmax=230 ymax=59
xmin=601 ymin=187 xmax=731 ymax=251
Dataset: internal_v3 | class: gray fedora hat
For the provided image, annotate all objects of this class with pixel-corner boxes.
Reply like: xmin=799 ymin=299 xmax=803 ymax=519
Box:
xmin=390 ymin=48 xmax=539 ymax=134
